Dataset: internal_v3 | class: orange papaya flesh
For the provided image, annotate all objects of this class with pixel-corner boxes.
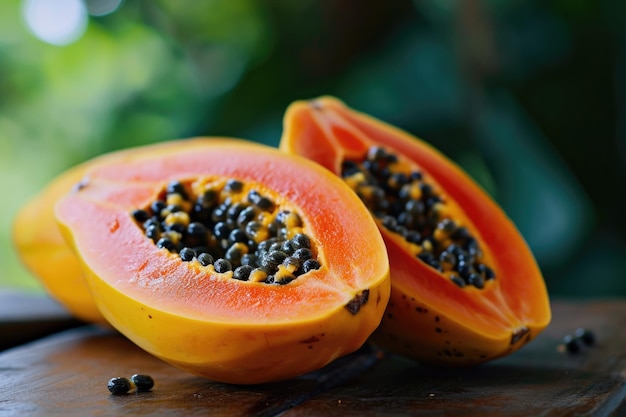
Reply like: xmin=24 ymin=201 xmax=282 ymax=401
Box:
xmin=12 ymin=140 xmax=211 ymax=324
xmin=55 ymin=138 xmax=390 ymax=384
xmin=279 ymin=96 xmax=551 ymax=365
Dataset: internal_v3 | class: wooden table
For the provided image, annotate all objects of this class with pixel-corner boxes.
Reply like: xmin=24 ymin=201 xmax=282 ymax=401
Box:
xmin=1 ymin=293 xmax=625 ymax=416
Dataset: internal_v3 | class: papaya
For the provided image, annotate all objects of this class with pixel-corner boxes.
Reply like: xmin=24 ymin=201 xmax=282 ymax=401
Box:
xmin=13 ymin=140 xmax=206 ymax=324
xmin=54 ymin=138 xmax=390 ymax=384
xmin=279 ymin=96 xmax=551 ymax=365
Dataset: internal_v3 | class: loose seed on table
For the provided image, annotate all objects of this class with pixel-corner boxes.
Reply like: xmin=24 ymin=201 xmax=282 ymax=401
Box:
xmin=130 ymin=374 xmax=155 ymax=392
xmin=562 ymin=334 xmax=582 ymax=354
xmin=574 ymin=328 xmax=595 ymax=346
xmin=107 ymin=377 xmax=133 ymax=395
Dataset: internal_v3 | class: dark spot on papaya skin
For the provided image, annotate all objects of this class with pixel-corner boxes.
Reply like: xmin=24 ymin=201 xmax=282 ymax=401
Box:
xmin=307 ymin=345 xmax=314 ymax=349
xmin=148 ymin=315 xmax=152 ymax=319
xmin=299 ymin=336 xmax=320 ymax=344
xmin=435 ymin=327 xmax=442 ymax=333
xmin=387 ymin=313 xmax=394 ymax=319
xmin=511 ymin=326 xmax=530 ymax=345
xmin=345 ymin=289 xmax=370 ymax=315
xmin=415 ymin=306 xmax=428 ymax=314
xmin=73 ymin=176 xmax=89 ymax=191
xmin=443 ymin=349 xmax=452 ymax=357
xmin=435 ymin=316 xmax=440 ymax=322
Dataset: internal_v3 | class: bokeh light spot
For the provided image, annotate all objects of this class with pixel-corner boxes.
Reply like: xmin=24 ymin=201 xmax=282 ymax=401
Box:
xmin=22 ymin=0 xmax=88 ymax=46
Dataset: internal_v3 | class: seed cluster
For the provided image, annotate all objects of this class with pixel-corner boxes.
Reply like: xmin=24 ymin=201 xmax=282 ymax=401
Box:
xmin=342 ymin=146 xmax=495 ymax=290
xmin=131 ymin=178 xmax=321 ymax=285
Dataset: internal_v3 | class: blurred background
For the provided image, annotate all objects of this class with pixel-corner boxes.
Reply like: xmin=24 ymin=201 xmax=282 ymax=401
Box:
xmin=1 ymin=0 xmax=625 ymax=297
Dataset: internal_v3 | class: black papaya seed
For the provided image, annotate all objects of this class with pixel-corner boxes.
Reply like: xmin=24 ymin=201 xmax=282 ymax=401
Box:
xmin=107 ymin=377 xmax=132 ymax=395
xmin=563 ymin=334 xmax=582 ymax=354
xmin=130 ymin=374 xmax=155 ymax=392
xmin=574 ymin=328 xmax=595 ymax=346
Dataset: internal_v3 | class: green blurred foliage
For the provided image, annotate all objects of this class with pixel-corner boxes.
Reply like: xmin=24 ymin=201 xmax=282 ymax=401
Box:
xmin=1 ymin=0 xmax=625 ymax=297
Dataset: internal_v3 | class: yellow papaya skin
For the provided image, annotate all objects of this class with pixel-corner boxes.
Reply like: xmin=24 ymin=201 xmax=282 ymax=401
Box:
xmin=13 ymin=162 xmax=105 ymax=323
xmin=55 ymin=138 xmax=391 ymax=384
xmin=279 ymin=96 xmax=551 ymax=366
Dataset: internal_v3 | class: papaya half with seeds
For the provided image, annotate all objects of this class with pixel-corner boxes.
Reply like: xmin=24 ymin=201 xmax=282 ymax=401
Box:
xmin=12 ymin=140 xmax=205 ymax=324
xmin=279 ymin=96 xmax=551 ymax=366
xmin=54 ymin=138 xmax=390 ymax=384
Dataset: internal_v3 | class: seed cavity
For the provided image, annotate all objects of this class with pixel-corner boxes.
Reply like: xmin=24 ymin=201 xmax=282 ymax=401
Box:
xmin=342 ymin=146 xmax=496 ymax=290
xmin=132 ymin=178 xmax=321 ymax=285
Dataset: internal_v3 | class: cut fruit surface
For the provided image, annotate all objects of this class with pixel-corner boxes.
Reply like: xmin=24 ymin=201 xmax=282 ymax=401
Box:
xmin=280 ymin=97 xmax=551 ymax=365
xmin=55 ymin=138 xmax=390 ymax=383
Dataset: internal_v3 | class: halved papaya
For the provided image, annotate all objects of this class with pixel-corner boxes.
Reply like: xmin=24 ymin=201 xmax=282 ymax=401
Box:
xmin=13 ymin=140 xmax=205 ymax=324
xmin=280 ymin=96 xmax=551 ymax=365
xmin=54 ymin=138 xmax=390 ymax=384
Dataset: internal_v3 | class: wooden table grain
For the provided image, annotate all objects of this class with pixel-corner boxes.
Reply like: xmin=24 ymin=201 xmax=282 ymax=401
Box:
xmin=0 ymin=298 xmax=625 ymax=416
xmin=0 ymin=290 xmax=82 ymax=351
